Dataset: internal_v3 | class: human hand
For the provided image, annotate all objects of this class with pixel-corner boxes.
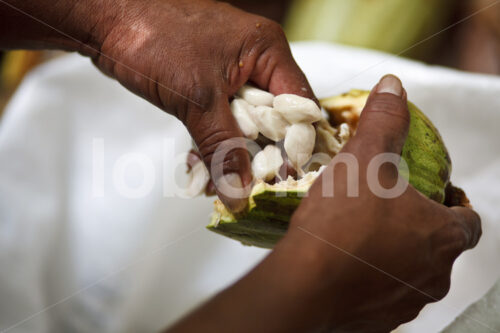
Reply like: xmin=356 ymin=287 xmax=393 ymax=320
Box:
xmin=1 ymin=0 xmax=315 ymax=211
xmin=274 ymin=75 xmax=482 ymax=332
xmin=88 ymin=0 xmax=315 ymax=211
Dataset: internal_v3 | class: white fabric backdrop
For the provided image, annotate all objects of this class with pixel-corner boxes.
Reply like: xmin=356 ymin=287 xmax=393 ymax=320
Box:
xmin=0 ymin=42 xmax=499 ymax=332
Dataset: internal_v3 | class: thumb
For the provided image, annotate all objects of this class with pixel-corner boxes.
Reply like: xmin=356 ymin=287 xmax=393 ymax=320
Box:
xmin=186 ymin=95 xmax=252 ymax=213
xmin=352 ymin=74 xmax=410 ymax=157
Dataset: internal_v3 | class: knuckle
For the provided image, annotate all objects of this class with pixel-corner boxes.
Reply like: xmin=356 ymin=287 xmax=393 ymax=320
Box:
xmin=399 ymin=310 xmax=421 ymax=325
xmin=249 ymin=19 xmax=288 ymax=53
xmin=475 ymin=218 xmax=483 ymax=244
xmin=183 ymin=70 xmax=216 ymax=108
xmin=215 ymin=1 xmax=232 ymax=11
xmin=240 ymin=19 xmax=290 ymax=73
xmin=471 ymin=210 xmax=482 ymax=228
xmin=431 ymin=275 xmax=451 ymax=300
xmin=221 ymin=151 xmax=245 ymax=174
xmin=432 ymin=222 xmax=468 ymax=263
xmin=469 ymin=210 xmax=482 ymax=244
xmin=187 ymin=84 xmax=216 ymax=111
xmin=449 ymin=222 xmax=468 ymax=244
xmin=451 ymin=208 xmax=482 ymax=249
xmin=196 ymin=129 xmax=234 ymax=164
xmin=261 ymin=19 xmax=286 ymax=38
xmin=178 ymin=82 xmax=217 ymax=125
xmin=187 ymin=149 xmax=202 ymax=169
xmin=390 ymin=294 xmax=428 ymax=328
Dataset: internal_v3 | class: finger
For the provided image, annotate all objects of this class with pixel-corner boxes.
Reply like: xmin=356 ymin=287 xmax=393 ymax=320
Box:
xmin=249 ymin=35 xmax=317 ymax=102
xmin=350 ymin=74 xmax=410 ymax=158
xmin=266 ymin=54 xmax=317 ymax=102
xmin=205 ymin=180 xmax=216 ymax=196
xmin=450 ymin=206 xmax=482 ymax=250
xmin=187 ymin=149 xmax=201 ymax=171
xmin=186 ymin=150 xmax=217 ymax=196
xmin=185 ymin=95 xmax=252 ymax=213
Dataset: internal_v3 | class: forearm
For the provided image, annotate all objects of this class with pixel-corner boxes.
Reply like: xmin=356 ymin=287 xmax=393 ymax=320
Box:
xmin=167 ymin=237 xmax=338 ymax=333
xmin=0 ymin=0 xmax=116 ymax=55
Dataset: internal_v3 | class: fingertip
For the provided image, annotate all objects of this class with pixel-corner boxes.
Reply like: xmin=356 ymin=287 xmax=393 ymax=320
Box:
xmin=205 ymin=180 xmax=216 ymax=196
xmin=215 ymin=172 xmax=251 ymax=213
xmin=188 ymin=96 xmax=253 ymax=213
xmin=354 ymin=74 xmax=410 ymax=155
xmin=263 ymin=53 xmax=317 ymax=102
xmin=376 ymin=74 xmax=404 ymax=97
xmin=451 ymin=206 xmax=481 ymax=227
xmin=210 ymin=143 xmax=253 ymax=213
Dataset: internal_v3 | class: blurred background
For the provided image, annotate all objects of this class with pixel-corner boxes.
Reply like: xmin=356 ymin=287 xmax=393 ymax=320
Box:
xmin=1 ymin=0 xmax=499 ymax=115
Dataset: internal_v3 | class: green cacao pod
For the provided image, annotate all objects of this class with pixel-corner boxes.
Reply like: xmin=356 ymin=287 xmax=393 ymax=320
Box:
xmin=207 ymin=90 xmax=451 ymax=248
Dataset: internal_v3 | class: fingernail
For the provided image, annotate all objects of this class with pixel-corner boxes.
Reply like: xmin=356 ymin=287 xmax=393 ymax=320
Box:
xmin=216 ymin=172 xmax=249 ymax=213
xmin=377 ymin=74 xmax=403 ymax=97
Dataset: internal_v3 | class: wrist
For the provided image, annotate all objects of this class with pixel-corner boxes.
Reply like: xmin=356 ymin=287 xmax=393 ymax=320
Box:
xmin=262 ymin=231 xmax=349 ymax=330
xmin=50 ymin=0 xmax=120 ymax=57
xmin=0 ymin=0 xmax=119 ymax=55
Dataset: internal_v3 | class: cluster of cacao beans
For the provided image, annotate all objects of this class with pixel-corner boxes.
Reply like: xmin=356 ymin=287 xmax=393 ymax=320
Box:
xmin=186 ymin=84 xmax=352 ymax=197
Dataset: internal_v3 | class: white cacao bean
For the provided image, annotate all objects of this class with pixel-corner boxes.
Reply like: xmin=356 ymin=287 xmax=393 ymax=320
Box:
xmin=314 ymin=119 xmax=351 ymax=159
xmin=230 ymin=98 xmax=259 ymax=140
xmin=237 ymin=85 xmax=274 ymax=106
xmin=273 ymin=94 xmax=322 ymax=123
xmin=314 ymin=119 xmax=341 ymax=157
xmin=284 ymin=123 xmax=316 ymax=173
xmin=338 ymin=123 xmax=351 ymax=142
xmin=252 ymin=145 xmax=284 ymax=181
xmin=184 ymin=160 xmax=210 ymax=198
xmin=249 ymin=105 xmax=289 ymax=142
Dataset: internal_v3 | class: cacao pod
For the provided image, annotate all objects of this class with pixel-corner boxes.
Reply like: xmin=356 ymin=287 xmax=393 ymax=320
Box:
xmin=207 ymin=90 xmax=451 ymax=248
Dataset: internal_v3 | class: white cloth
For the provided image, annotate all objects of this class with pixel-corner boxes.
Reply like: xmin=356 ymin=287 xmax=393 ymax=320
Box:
xmin=443 ymin=279 xmax=500 ymax=332
xmin=0 ymin=42 xmax=499 ymax=333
